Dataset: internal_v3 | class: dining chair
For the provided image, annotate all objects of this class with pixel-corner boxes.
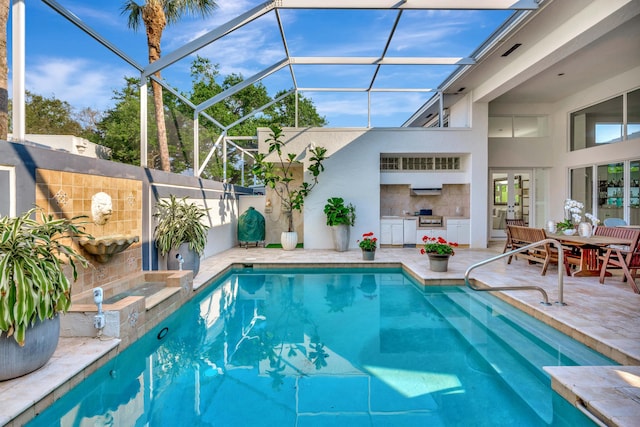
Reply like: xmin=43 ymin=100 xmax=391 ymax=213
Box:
xmin=598 ymin=228 xmax=640 ymax=293
xmin=502 ymin=218 xmax=526 ymax=253
xmin=603 ymin=217 xmax=627 ymax=227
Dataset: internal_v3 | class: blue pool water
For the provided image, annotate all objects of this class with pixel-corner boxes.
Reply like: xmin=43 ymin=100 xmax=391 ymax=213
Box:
xmin=28 ymin=268 xmax=614 ymax=426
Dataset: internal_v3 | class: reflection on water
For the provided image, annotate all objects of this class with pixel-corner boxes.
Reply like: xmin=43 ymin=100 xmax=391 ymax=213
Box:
xmin=27 ymin=269 xmax=612 ymax=427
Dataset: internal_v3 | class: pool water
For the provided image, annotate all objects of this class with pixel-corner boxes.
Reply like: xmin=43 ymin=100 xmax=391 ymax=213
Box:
xmin=28 ymin=268 xmax=613 ymax=426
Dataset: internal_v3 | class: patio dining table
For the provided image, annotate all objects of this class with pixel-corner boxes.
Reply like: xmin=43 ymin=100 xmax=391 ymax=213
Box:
xmin=545 ymin=232 xmax=634 ymax=277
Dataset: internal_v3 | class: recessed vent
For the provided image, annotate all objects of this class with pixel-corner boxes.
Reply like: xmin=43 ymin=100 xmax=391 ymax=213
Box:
xmin=501 ymin=43 xmax=522 ymax=57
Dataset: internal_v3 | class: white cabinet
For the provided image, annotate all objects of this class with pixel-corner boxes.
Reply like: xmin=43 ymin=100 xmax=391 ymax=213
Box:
xmin=381 ymin=219 xmax=404 ymax=245
xmin=416 ymin=228 xmax=448 ymax=245
xmin=403 ymin=219 xmax=417 ymax=245
xmin=446 ymin=219 xmax=470 ymax=245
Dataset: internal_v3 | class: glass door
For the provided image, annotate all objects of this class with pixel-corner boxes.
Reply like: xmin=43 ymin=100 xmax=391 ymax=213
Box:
xmin=490 ymin=170 xmax=530 ymax=238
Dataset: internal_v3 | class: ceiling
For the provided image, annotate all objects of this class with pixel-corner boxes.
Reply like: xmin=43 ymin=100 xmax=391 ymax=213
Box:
xmin=489 ymin=6 xmax=640 ymax=104
xmin=405 ymin=0 xmax=640 ymax=126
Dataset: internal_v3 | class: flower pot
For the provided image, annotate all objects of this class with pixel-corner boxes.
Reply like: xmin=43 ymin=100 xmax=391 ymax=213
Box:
xmin=168 ymin=242 xmax=200 ymax=277
xmin=281 ymin=231 xmax=298 ymax=251
xmin=0 ymin=316 xmax=60 ymax=381
xmin=330 ymin=224 xmax=350 ymax=252
xmin=428 ymin=253 xmax=450 ymax=272
xmin=362 ymin=249 xmax=375 ymax=261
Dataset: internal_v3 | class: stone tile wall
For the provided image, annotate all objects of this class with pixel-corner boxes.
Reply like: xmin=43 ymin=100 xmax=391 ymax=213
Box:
xmin=34 ymin=169 xmax=143 ymax=296
xmin=380 ymin=183 xmax=470 ymax=217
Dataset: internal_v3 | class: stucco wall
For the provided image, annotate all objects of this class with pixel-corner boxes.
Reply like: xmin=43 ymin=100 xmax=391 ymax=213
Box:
xmin=258 ymin=108 xmax=489 ymax=249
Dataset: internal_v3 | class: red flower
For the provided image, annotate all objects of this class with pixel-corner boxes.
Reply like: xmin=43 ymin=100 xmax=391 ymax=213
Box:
xmin=419 ymin=235 xmax=458 ymax=256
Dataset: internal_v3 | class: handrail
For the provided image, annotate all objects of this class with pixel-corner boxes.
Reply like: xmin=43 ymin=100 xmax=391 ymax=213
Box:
xmin=464 ymin=238 xmax=565 ymax=306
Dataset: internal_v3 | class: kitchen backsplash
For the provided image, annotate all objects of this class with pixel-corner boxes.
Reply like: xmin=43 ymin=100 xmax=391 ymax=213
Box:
xmin=380 ymin=184 xmax=470 ymax=217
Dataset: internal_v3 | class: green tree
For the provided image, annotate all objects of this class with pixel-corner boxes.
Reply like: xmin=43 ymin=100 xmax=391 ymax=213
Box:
xmin=98 ymin=77 xmax=159 ymax=166
xmin=272 ymin=89 xmax=327 ymax=128
xmin=121 ymin=0 xmax=218 ymax=172
xmin=25 ymin=91 xmax=83 ymax=135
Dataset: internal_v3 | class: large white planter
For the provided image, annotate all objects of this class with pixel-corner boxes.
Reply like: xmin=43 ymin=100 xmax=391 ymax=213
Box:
xmin=330 ymin=225 xmax=351 ymax=252
xmin=167 ymin=242 xmax=200 ymax=277
xmin=281 ymin=231 xmax=298 ymax=250
xmin=0 ymin=316 xmax=60 ymax=381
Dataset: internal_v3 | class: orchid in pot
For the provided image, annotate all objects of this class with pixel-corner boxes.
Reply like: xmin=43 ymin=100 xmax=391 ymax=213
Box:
xmin=556 ymin=199 xmax=600 ymax=236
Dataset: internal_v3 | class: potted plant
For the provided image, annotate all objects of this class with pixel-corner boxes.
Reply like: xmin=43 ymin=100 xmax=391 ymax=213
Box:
xmin=252 ymin=125 xmax=327 ymax=250
xmin=358 ymin=232 xmax=377 ymax=260
xmin=0 ymin=208 xmax=91 ymax=380
xmin=323 ymin=197 xmax=356 ymax=252
xmin=420 ymin=236 xmax=458 ymax=272
xmin=153 ymin=195 xmax=210 ymax=276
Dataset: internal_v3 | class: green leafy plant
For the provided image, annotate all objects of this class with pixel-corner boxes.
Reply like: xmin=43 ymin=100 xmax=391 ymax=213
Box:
xmin=153 ymin=195 xmax=210 ymax=256
xmin=420 ymin=236 xmax=458 ymax=256
xmin=0 ymin=208 xmax=91 ymax=346
xmin=555 ymin=218 xmax=575 ymax=232
xmin=323 ymin=197 xmax=356 ymax=226
xmin=358 ymin=232 xmax=377 ymax=251
xmin=252 ymin=125 xmax=327 ymax=232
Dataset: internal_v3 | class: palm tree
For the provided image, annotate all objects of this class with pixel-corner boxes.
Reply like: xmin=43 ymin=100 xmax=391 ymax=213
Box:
xmin=121 ymin=0 xmax=217 ymax=172
xmin=0 ymin=0 xmax=9 ymax=140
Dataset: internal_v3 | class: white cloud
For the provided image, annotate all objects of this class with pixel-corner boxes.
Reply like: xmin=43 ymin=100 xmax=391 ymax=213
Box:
xmin=25 ymin=57 xmax=131 ymax=111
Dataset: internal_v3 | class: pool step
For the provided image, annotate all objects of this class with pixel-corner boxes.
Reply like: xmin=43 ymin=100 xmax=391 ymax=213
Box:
xmin=426 ymin=291 xmax=555 ymax=422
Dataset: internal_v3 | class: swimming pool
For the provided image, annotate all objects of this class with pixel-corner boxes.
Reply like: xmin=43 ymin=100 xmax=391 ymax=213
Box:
xmin=27 ymin=268 xmax=613 ymax=426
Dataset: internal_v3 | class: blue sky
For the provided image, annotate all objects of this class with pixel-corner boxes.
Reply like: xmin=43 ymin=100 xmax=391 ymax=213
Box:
xmin=8 ymin=1 xmax=512 ymax=127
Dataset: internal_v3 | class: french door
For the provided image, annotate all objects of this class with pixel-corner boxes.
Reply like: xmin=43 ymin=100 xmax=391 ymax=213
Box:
xmin=490 ymin=170 xmax=531 ymax=239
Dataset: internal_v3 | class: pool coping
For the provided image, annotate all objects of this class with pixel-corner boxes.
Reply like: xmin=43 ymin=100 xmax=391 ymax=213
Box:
xmin=2 ymin=246 xmax=639 ymax=426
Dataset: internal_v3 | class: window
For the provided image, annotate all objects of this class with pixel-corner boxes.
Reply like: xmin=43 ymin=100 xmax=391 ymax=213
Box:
xmin=570 ymin=160 xmax=640 ymax=226
xmin=627 ymin=88 xmax=640 ymax=140
xmin=488 ymin=115 xmax=548 ymax=138
xmin=380 ymin=156 xmax=461 ymax=171
xmin=569 ymin=89 xmax=640 ymax=151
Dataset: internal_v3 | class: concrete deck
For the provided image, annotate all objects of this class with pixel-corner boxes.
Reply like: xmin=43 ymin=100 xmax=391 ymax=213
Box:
xmin=1 ymin=244 xmax=639 ymax=426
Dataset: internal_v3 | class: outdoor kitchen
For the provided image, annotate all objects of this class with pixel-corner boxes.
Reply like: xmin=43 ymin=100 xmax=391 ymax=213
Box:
xmin=380 ymin=183 xmax=470 ymax=247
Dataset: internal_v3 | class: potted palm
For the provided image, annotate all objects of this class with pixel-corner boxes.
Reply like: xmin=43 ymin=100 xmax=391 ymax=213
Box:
xmin=252 ymin=125 xmax=327 ymax=250
xmin=324 ymin=197 xmax=356 ymax=252
xmin=0 ymin=208 xmax=91 ymax=380
xmin=153 ymin=195 xmax=210 ymax=277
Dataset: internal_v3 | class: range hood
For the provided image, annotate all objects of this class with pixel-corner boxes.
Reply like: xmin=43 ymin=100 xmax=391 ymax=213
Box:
xmin=410 ymin=187 xmax=442 ymax=196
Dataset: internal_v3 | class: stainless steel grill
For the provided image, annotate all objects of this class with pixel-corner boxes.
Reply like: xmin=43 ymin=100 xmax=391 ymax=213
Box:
xmin=419 ymin=215 xmax=443 ymax=227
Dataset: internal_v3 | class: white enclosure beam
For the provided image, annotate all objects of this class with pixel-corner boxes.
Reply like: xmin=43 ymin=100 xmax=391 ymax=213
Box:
xmin=43 ymin=0 xmax=144 ymax=72
xmin=11 ymin=0 xmax=25 ymax=141
xmin=139 ymin=80 xmax=148 ymax=167
xmin=297 ymin=87 xmax=435 ymax=92
xmin=143 ymin=2 xmax=275 ymax=77
xmin=223 ymin=90 xmax=294 ymax=131
xmin=196 ymin=59 xmax=289 ymax=113
xmin=276 ymin=0 xmax=538 ymax=10
xmin=290 ymin=57 xmax=475 ymax=65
